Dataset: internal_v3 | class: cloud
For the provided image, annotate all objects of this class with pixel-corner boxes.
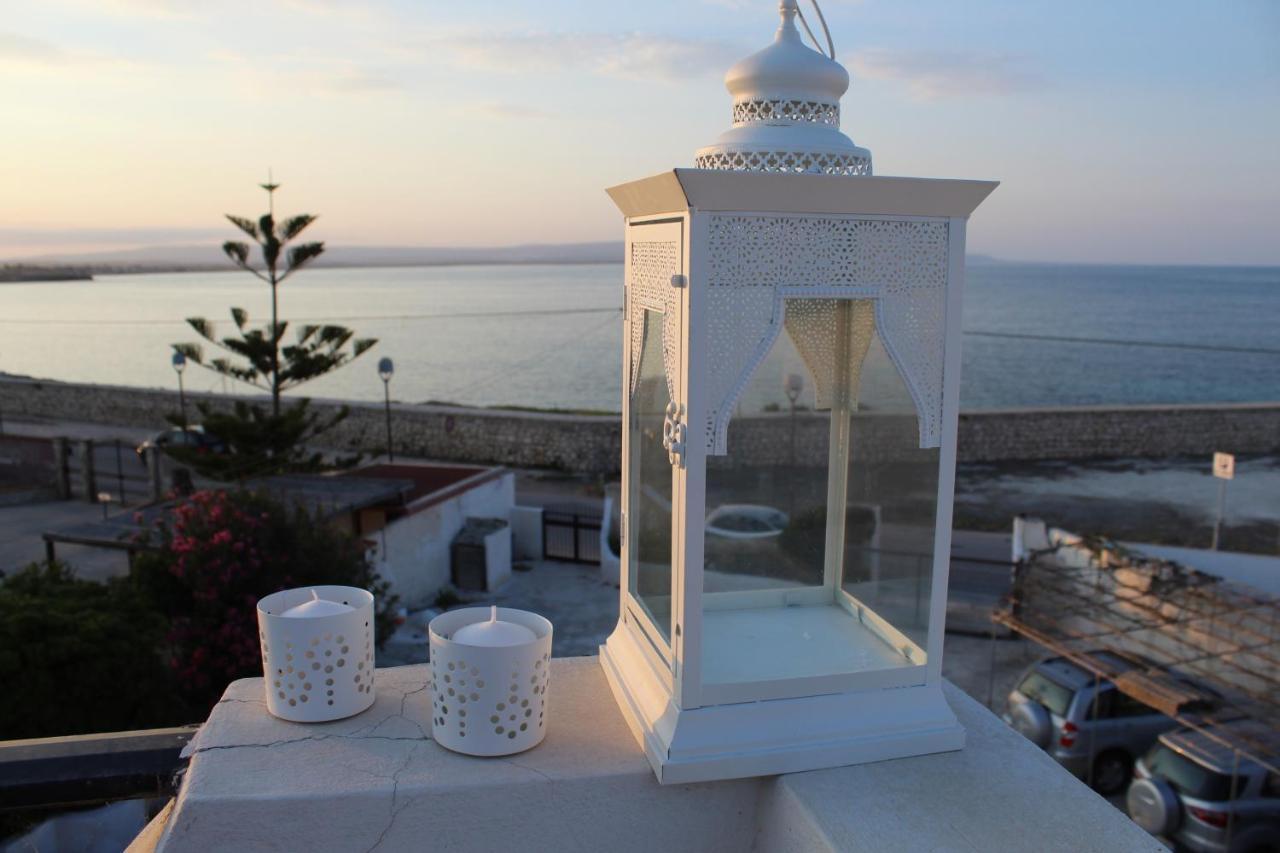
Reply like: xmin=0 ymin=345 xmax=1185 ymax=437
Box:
xmin=467 ymin=101 xmax=558 ymax=121
xmin=852 ymin=49 xmax=1045 ymax=99
xmin=444 ymin=32 xmax=742 ymax=82
xmin=317 ymin=68 xmax=402 ymax=94
xmin=207 ymin=50 xmax=402 ymax=98
xmin=0 ymin=32 xmax=67 ymax=65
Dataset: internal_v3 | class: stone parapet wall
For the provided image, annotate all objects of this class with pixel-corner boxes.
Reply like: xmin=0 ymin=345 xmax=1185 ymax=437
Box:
xmin=3 ymin=377 xmax=1277 ymax=475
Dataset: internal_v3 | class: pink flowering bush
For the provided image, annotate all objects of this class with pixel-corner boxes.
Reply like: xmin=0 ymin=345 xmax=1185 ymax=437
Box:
xmin=131 ymin=489 xmax=394 ymax=710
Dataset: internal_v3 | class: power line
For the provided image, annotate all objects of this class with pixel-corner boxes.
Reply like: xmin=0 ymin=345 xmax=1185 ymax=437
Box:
xmin=963 ymin=330 xmax=1280 ymax=357
xmin=434 ymin=310 xmax=621 ymax=400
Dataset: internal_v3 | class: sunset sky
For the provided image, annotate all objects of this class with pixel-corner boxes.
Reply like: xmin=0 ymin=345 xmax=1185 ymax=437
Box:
xmin=2 ymin=0 xmax=1278 ymax=264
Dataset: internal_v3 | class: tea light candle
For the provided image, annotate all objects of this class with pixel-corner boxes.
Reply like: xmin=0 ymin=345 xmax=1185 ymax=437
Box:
xmin=451 ymin=605 xmax=536 ymax=647
xmin=429 ymin=606 xmax=553 ymax=757
xmin=281 ymin=588 xmax=354 ymax=618
xmin=257 ymin=585 xmax=376 ymax=723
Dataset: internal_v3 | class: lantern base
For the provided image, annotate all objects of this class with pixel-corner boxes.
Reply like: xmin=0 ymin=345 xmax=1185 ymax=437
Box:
xmin=599 ymin=622 xmax=964 ymax=785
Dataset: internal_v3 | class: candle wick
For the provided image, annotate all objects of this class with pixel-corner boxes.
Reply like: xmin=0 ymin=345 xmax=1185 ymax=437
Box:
xmin=310 ymin=589 xmax=320 ymax=602
xmin=490 ymin=605 xmax=498 ymax=623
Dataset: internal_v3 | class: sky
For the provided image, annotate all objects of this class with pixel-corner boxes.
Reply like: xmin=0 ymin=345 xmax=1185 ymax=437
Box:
xmin=1 ymin=0 xmax=1278 ymax=265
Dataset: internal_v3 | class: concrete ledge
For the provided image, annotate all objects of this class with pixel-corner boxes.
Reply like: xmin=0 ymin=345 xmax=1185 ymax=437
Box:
xmin=150 ymin=658 xmax=1160 ymax=852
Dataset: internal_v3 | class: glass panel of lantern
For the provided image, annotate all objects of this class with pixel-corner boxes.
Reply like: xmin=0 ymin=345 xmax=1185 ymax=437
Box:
xmin=699 ymin=298 xmax=937 ymax=697
xmin=627 ymin=310 xmax=675 ymax=647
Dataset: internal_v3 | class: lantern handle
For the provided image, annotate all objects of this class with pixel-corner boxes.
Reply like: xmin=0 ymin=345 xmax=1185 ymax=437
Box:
xmin=794 ymin=0 xmax=835 ymax=61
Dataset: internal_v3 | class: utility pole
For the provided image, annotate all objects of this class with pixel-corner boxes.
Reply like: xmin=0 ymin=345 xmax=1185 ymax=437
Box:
xmin=1211 ymin=451 xmax=1234 ymax=551
xmin=379 ymin=357 xmax=395 ymax=462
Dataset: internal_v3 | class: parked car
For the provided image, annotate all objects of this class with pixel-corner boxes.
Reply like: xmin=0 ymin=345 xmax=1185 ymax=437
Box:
xmin=1128 ymin=725 xmax=1280 ymax=852
xmin=1003 ymin=653 xmax=1196 ymax=795
xmin=705 ymin=504 xmax=789 ymax=540
xmin=135 ymin=425 xmax=227 ymax=458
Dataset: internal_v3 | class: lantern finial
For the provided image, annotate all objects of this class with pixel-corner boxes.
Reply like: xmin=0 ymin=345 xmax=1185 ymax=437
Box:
xmin=694 ymin=0 xmax=871 ymax=176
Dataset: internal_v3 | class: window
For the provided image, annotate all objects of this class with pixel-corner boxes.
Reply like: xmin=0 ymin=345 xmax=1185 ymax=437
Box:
xmin=1085 ymin=689 xmax=1115 ymax=720
xmin=1113 ymin=692 xmax=1158 ymax=718
xmin=1263 ymin=774 xmax=1280 ymax=798
xmin=1017 ymin=672 xmax=1075 ymax=718
xmin=1143 ymin=744 xmax=1235 ymax=802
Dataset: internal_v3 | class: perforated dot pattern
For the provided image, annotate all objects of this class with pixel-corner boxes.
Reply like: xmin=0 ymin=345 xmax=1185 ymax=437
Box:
xmin=428 ymin=608 xmax=553 ymax=757
xmin=258 ymin=588 xmax=376 ymax=723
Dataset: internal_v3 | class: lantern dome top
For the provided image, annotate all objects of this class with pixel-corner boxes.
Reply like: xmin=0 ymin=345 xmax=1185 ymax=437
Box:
xmin=695 ymin=0 xmax=871 ymax=177
xmin=723 ymin=3 xmax=848 ymax=102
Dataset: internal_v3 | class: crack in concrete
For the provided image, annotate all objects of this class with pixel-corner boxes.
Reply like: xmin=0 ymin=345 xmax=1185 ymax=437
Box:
xmin=499 ymin=756 xmax=595 ymax=852
xmin=190 ymin=732 xmax=427 ymax=756
xmin=364 ymin=744 xmax=420 ymax=853
xmin=342 ymin=681 xmax=430 ymax=741
xmin=501 ymin=756 xmax=556 ymax=784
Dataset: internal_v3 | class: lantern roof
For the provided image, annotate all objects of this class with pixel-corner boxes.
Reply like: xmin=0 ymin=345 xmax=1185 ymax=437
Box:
xmin=607 ymin=169 xmax=997 ymax=219
xmin=695 ymin=0 xmax=872 ymax=176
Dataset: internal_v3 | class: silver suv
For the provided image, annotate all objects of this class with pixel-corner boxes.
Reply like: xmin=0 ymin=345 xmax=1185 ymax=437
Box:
xmin=1004 ymin=653 xmax=1186 ymax=795
xmin=1128 ymin=726 xmax=1280 ymax=853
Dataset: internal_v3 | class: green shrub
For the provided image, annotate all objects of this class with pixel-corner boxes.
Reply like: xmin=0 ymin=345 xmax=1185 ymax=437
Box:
xmin=777 ymin=505 xmax=878 ymax=568
xmin=130 ymin=488 xmax=396 ymax=710
xmin=0 ymin=562 xmax=185 ymax=740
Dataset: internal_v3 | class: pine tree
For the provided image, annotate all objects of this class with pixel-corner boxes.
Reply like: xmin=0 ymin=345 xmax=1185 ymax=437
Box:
xmin=169 ymin=180 xmax=376 ymax=480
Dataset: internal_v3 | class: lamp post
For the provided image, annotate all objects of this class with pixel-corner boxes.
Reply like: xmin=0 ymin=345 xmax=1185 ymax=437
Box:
xmin=599 ymin=0 xmax=998 ymax=784
xmin=784 ymin=371 xmax=804 ymax=458
xmin=172 ymin=351 xmax=188 ymax=429
xmin=378 ymin=357 xmax=395 ymax=462
xmin=784 ymin=372 xmax=804 ymax=510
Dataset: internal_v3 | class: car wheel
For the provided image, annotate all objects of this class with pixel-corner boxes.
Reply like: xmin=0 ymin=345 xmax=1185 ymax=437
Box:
xmin=1092 ymin=750 xmax=1132 ymax=796
xmin=1127 ymin=776 xmax=1180 ymax=837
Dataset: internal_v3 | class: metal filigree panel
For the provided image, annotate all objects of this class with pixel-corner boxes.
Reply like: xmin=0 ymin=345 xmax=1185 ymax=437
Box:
xmin=731 ymin=99 xmax=840 ymax=127
xmin=628 ymin=240 xmax=681 ymax=400
xmin=695 ymin=149 xmax=871 ymax=177
xmin=703 ymin=215 xmax=949 ymax=454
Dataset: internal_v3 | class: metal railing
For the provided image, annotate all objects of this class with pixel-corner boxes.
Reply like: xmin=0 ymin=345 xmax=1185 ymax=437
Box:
xmin=0 ymin=726 xmax=196 ymax=812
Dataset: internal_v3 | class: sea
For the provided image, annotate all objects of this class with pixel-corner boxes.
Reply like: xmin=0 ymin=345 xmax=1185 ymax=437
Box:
xmin=0 ymin=262 xmax=1276 ymax=413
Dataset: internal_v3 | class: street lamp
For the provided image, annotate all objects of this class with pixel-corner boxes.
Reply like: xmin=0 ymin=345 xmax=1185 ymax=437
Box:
xmin=784 ymin=372 xmax=805 ymax=506
xmin=172 ymin=350 xmax=188 ymax=429
xmin=378 ymin=357 xmax=394 ymax=462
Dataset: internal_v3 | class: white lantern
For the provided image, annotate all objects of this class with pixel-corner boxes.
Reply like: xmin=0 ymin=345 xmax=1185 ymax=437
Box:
xmin=600 ymin=0 xmax=997 ymax=783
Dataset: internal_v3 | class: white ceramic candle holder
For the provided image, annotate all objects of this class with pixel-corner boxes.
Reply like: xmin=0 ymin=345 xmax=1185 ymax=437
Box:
xmin=428 ymin=607 xmax=553 ymax=756
xmin=257 ymin=585 xmax=376 ymax=723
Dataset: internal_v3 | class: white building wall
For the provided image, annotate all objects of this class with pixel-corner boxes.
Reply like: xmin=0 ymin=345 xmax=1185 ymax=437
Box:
xmin=510 ymin=505 xmax=544 ymax=561
xmin=377 ymin=473 xmax=515 ymax=608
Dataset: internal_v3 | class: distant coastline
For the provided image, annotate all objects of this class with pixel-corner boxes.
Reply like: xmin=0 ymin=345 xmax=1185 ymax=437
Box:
xmin=0 ymin=265 xmax=93 ymax=283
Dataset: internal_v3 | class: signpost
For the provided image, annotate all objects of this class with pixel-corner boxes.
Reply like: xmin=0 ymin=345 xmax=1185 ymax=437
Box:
xmin=1211 ymin=452 xmax=1234 ymax=551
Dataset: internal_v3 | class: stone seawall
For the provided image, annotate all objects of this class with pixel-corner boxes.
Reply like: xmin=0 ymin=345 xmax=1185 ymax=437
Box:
xmin=2 ymin=377 xmax=1277 ymax=474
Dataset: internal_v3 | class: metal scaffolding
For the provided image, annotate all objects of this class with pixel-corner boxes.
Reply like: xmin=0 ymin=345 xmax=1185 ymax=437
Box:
xmin=993 ymin=533 xmax=1280 ymax=775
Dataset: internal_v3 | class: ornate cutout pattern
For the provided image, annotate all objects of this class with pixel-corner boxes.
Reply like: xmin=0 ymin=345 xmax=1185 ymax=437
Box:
xmin=628 ymin=240 xmax=681 ymax=400
xmin=703 ymin=215 xmax=949 ymax=454
xmin=695 ymin=149 xmax=871 ymax=176
xmin=732 ymin=98 xmax=840 ymax=127
xmin=785 ymin=299 xmax=877 ymax=411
